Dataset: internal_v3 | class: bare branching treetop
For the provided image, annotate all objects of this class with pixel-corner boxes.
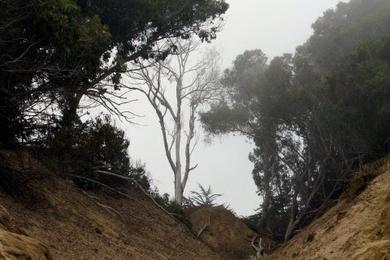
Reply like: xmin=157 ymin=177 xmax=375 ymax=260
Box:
xmin=123 ymin=38 xmax=222 ymax=205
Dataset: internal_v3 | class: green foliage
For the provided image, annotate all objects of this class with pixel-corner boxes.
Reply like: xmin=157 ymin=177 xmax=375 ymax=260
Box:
xmin=296 ymin=0 xmax=390 ymax=77
xmin=46 ymin=115 xmax=149 ymax=190
xmin=186 ymin=184 xmax=222 ymax=207
xmin=73 ymin=0 xmax=229 ymax=90
xmin=77 ymin=0 xmax=228 ymax=47
xmin=202 ymin=0 xmax=390 ymax=242
xmin=201 ymin=102 xmax=250 ymax=135
xmin=305 ymin=34 xmax=390 ymax=158
xmin=0 ymin=0 xmax=111 ymax=146
xmin=150 ymin=191 xmax=192 ymax=228
xmin=151 ymin=192 xmax=182 ymax=214
xmin=0 ymin=0 xmax=229 ymax=147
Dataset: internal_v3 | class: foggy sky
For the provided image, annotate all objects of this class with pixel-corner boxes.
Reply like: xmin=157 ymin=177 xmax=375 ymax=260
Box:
xmin=122 ymin=0 xmax=346 ymax=216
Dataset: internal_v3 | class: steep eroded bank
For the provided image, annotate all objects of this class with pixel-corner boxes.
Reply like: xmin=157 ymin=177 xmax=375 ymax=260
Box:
xmin=0 ymin=150 xmax=222 ymax=259
xmin=266 ymin=157 xmax=390 ymax=260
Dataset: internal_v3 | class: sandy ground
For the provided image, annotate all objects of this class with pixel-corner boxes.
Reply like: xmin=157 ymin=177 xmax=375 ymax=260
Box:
xmin=1 ymin=149 xmax=389 ymax=260
xmin=0 ymin=150 xmax=222 ymax=259
xmin=185 ymin=206 xmax=257 ymax=259
xmin=266 ymin=157 xmax=390 ymax=260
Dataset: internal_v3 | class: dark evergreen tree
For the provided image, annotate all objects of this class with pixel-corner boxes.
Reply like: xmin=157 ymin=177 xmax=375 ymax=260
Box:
xmin=201 ymin=0 xmax=390 ymax=241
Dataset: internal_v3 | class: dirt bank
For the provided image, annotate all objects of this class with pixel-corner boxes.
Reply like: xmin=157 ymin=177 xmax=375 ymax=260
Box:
xmin=266 ymin=157 xmax=390 ymax=260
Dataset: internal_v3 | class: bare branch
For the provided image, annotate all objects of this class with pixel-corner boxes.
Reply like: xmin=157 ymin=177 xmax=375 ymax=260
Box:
xmin=121 ymin=37 xmax=222 ymax=204
xmin=197 ymin=216 xmax=211 ymax=238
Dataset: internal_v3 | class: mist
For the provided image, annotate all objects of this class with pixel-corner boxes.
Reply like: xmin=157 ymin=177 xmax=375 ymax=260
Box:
xmin=124 ymin=0 xmax=347 ymax=216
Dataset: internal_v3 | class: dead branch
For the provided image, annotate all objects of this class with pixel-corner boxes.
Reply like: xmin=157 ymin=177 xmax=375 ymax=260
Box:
xmin=70 ymin=174 xmax=132 ymax=199
xmin=81 ymin=190 xmax=124 ymax=219
xmin=90 ymin=169 xmax=185 ymax=220
xmin=251 ymin=235 xmax=265 ymax=258
xmin=196 ymin=216 xmax=211 ymax=239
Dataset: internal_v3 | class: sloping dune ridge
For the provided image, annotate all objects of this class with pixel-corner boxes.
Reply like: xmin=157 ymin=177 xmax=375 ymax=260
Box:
xmin=0 ymin=149 xmax=223 ymax=259
xmin=266 ymin=157 xmax=390 ymax=260
xmin=0 ymin=149 xmax=389 ymax=260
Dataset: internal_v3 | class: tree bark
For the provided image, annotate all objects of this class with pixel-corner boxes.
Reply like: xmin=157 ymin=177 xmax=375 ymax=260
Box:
xmin=284 ymin=193 xmax=298 ymax=241
xmin=174 ymin=78 xmax=183 ymax=204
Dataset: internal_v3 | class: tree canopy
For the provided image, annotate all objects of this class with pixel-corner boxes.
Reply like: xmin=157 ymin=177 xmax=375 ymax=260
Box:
xmin=0 ymin=0 xmax=229 ymax=147
xmin=201 ymin=0 xmax=390 ymax=241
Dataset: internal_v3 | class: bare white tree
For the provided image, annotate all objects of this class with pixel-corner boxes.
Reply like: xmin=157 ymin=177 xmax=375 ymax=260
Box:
xmin=123 ymin=38 xmax=221 ymax=205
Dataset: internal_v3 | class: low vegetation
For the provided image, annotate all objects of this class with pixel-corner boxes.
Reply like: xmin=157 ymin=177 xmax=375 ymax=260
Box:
xmin=0 ymin=0 xmax=389 ymax=258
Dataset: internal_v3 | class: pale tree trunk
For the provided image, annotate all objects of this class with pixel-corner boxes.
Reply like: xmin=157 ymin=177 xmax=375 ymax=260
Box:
xmin=174 ymin=79 xmax=183 ymax=204
xmin=182 ymin=103 xmax=197 ymax=192
xmin=175 ymin=168 xmax=183 ymax=204
xmin=125 ymin=38 xmax=221 ymax=206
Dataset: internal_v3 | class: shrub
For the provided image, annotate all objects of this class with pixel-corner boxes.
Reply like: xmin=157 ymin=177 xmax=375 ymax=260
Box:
xmin=46 ymin=115 xmax=150 ymax=190
xmin=150 ymin=190 xmax=192 ymax=228
xmin=185 ymin=184 xmax=222 ymax=207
